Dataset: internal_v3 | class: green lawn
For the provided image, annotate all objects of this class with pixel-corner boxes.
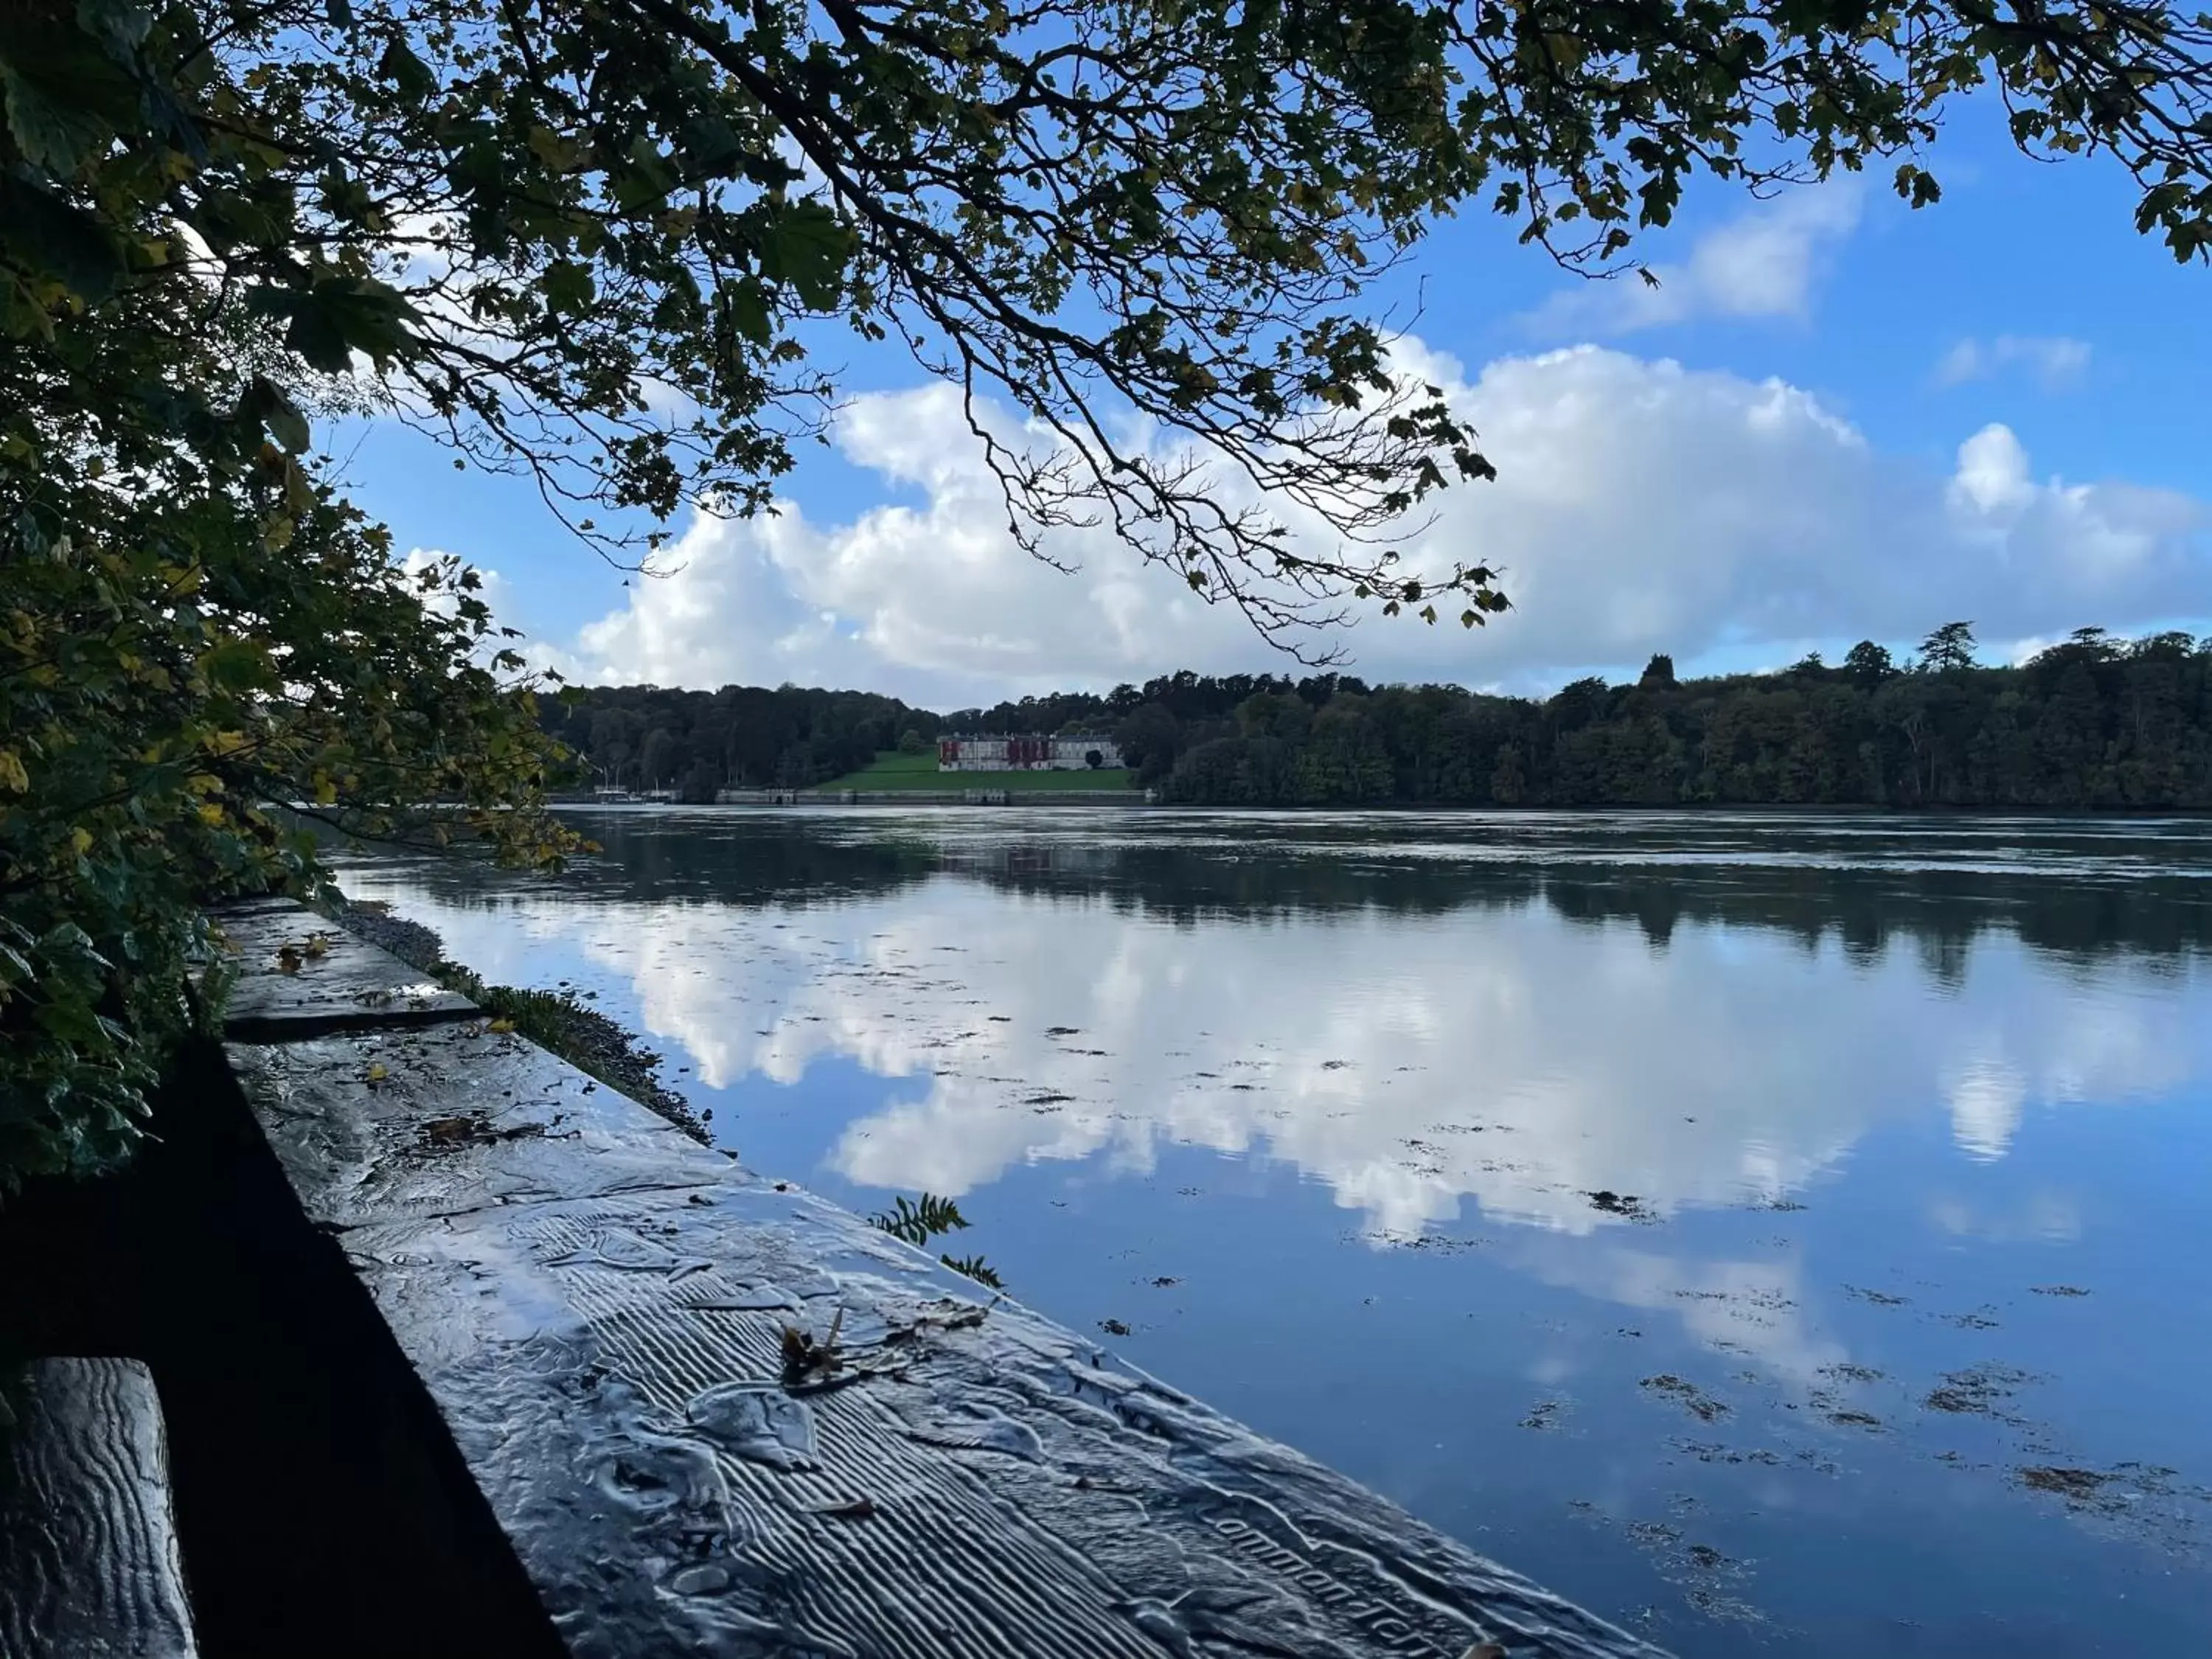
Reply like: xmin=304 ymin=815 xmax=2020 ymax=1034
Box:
xmin=820 ymin=751 xmax=1134 ymax=791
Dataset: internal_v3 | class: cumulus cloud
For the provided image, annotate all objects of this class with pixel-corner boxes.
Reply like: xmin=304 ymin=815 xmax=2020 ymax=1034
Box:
xmin=1523 ymin=185 xmax=1864 ymax=337
xmin=1935 ymin=333 xmax=2093 ymax=392
xmin=535 ymin=341 xmax=2208 ymax=702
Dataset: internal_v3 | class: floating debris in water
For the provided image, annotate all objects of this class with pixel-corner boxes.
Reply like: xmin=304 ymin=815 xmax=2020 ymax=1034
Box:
xmin=1924 ymin=1363 xmax=2038 ymax=1419
xmin=1641 ymin=1375 xmax=1730 ymax=1422
xmin=1587 ymin=1189 xmax=1656 ymax=1222
xmin=1846 ymin=1285 xmax=1910 ymax=1307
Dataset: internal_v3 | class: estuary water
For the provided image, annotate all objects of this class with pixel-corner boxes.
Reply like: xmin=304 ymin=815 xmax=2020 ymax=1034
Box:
xmin=335 ymin=807 xmax=2212 ymax=1656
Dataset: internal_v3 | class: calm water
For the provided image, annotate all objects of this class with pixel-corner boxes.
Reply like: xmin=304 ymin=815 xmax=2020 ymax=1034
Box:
xmin=337 ymin=808 xmax=2212 ymax=1657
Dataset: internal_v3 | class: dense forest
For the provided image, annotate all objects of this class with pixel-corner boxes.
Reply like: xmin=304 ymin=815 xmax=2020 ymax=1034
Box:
xmin=545 ymin=625 xmax=2212 ymax=810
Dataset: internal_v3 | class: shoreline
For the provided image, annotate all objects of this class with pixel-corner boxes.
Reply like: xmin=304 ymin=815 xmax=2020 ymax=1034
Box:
xmin=322 ymin=898 xmax=710 ymax=1143
xmin=548 ymin=794 xmax=2212 ymax=820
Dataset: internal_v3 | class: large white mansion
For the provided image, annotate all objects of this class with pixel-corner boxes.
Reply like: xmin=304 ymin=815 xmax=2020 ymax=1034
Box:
xmin=936 ymin=734 xmax=1124 ymax=771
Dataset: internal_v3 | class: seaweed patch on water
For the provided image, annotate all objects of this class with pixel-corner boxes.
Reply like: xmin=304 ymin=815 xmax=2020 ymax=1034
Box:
xmin=2009 ymin=1461 xmax=2212 ymax=1554
xmin=1520 ymin=1399 xmax=1569 ymax=1432
xmin=2020 ymin=1465 xmax=2115 ymax=1500
xmin=1641 ymin=1375 xmax=1731 ymax=1422
xmin=1924 ymin=1363 xmax=2039 ymax=1419
xmin=1845 ymin=1285 xmax=1910 ymax=1307
xmin=1586 ymin=1189 xmax=1657 ymax=1222
xmin=1820 ymin=1406 xmax=1885 ymax=1431
xmin=1938 ymin=1307 xmax=2003 ymax=1330
xmin=1362 ymin=1228 xmax=1487 ymax=1255
xmin=1820 ymin=1363 xmax=1885 ymax=1385
xmin=1584 ymin=1507 xmax=1768 ymax=1630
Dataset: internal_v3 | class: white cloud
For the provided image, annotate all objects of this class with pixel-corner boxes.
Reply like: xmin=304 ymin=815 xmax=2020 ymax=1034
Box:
xmin=535 ymin=342 xmax=2208 ymax=703
xmin=1523 ymin=185 xmax=1865 ymax=338
xmin=400 ymin=545 xmax=523 ymax=633
xmin=1935 ymin=333 xmax=2093 ymax=392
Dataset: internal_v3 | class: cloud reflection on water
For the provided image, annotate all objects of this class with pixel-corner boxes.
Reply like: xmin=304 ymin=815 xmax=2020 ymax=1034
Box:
xmin=380 ymin=864 xmax=2206 ymax=1239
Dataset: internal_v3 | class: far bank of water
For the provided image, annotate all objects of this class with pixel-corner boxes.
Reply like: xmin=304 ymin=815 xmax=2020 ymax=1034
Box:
xmin=335 ymin=807 xmax=2212 ymax=1658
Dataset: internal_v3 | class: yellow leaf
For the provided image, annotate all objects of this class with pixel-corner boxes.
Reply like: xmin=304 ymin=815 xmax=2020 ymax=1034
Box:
xmin=364 ymin=1062 xmax=389 ymax=1084
xmin=69 ymin=827 xmax=92 ymax=855
xmin=0 ymin=750 xmax=27 ymax=793
xmin=197 ymin=801 xmax=225 ymax=825
xmin=486 ymin=1017 xmax=516 ymax=1034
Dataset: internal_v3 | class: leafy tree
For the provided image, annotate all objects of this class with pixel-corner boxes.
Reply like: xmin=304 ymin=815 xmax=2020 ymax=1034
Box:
xmin=1920 ymin=621 xmax=1980 ymax=673
xmin=1843 ymin=641 xmax=1897 ymax=684
xmin=869 ymin=628 xmax=2212 ymax=810
xmin=10 ymin=0 xmax=2212 ymax=1183
xmin=897 ymin=728 xmax=930 ymax=756
xmin=1641 ymin=653 xmax=1678 ymax=687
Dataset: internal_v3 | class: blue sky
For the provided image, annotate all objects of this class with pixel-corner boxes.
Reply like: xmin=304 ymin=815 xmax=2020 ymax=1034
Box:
xmin=333 ymin=92 xmax=2210 ymax=706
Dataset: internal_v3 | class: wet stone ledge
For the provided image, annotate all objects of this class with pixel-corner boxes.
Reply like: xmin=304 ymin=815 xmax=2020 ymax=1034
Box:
xmin=0 ymin=1357 xmax=198 ymax=1659
xmin=216 ymin=900 xmax=476 ymax=1041
xmin=220 ymin=900 xmax=1666 ymax=1659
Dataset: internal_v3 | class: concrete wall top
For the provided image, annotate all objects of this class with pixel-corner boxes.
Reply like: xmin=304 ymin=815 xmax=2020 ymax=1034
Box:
xmin=219 ymin=900 xmax=1666 ymax=1659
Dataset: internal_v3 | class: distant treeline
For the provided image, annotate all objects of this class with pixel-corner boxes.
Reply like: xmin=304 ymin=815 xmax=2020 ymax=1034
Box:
xmin=544 ymin=624 xmax=2212 ymax=809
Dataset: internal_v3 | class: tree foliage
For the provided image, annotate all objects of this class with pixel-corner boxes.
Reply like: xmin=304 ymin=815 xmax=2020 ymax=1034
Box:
xmin=7 ymin=0 xmax=2212 ymax=1180
xmin=541 ymin=684 xmax=933 ymax=795
xmin=13 ymin=0 xmax=2212 ymax=636
xmin=1125 ymin=630 xmax=2212 ymax=807
xmin=552 ymin=630 xmax=2212 ymax=810
xmin=1 ymin=1 xmax=575 ymax=1186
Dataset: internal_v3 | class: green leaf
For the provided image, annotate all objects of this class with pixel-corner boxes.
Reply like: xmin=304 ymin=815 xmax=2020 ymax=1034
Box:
xmin=0 ymin=175 xmax=126 ymax=299
xmin=248 ymin=375 xmax=312 ymax=453
xmin=0 ymin=58 xmax=111 ymax=175
xmin=720 ymin=278 xmax=771 ymax=345
xmin=375 ymin=35 xmax=436 ymax=102
xmin=543 ymin=259 xmax=594 ymax=316
xmin=757 ymin=201 xmax=852 ymax=311
xmin=248 ymin=276 xmax=417 ymax=372
xmin=198 ymin=636 xmax=271 ymax=690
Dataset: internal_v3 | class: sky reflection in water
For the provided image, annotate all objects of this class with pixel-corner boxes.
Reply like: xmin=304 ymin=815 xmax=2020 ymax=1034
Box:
xmin=338 ymin=807 xmax=2212 ymax=1658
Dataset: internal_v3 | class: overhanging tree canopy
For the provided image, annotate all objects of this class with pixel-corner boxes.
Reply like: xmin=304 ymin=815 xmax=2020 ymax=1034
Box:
xmin=4 ymin=0 xmax=2209 ymax=1178
xmin=13 ymin=0 xmax=2212 ymax=633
